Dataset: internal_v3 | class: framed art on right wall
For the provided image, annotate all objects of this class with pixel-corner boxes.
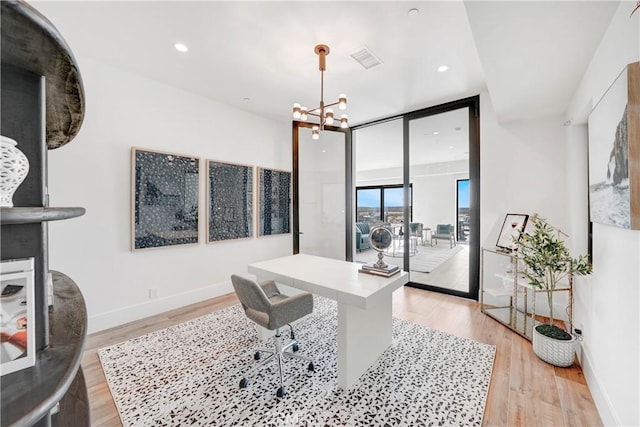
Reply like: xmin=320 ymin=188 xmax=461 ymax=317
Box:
xmin=496 ymin=213 xmax=529 ymax=251
xmin=588 ymin=61 xmax=640 ymax=229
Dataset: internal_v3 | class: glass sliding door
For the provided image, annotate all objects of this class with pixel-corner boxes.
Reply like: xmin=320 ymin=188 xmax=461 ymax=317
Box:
xmin=352 ymin=118 xmax=403 ymax=264
xmin=351 ymin=96 xmax=480 ymax=300
xmin=407 ymin=108 xmax=470 ymax=294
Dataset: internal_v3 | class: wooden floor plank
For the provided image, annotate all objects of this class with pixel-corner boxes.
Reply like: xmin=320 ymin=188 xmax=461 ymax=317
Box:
xmin=80 ymin=286 xmax=602 ymax=426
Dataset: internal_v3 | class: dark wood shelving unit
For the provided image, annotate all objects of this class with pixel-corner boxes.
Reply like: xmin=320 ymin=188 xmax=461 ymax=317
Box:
xmin=1 ymin=1 xmax=89 ymax=426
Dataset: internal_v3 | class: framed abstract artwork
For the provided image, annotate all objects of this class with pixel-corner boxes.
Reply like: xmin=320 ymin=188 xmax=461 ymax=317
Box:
xmin=588 ymin=61 xmax=640 ymax=229
xmin=496 ymin=213 xmax=529 ymax=251
xmin=131 ymin=148 xmax=200 ymax=250
xmin=207 ymin=161 xmax=253 ymax=242
xmin=258 ymin=167 xmax=291 ymax=236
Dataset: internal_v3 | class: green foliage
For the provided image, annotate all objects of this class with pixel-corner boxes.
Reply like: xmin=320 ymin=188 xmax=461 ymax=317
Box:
xmin=536 ymin=324 xmax=572 ymax=341
xmin=517 ymin=216 xmax=592 ymax=332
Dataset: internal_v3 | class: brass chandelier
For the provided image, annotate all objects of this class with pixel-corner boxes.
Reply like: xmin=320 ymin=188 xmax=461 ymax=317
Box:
xmin=292 ymin=44 xmax=348 ymax=140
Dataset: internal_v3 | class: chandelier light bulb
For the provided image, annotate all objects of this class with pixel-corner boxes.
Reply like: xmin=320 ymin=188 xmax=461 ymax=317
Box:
xmin=325 ymin=108 xmax=334 ymax=125
xmin=292 ymin=103 xmax=301 ymax=119
xmin=312 ymin=125 xmax=320 ymax=140
xmin=338 ymin=94 xmax=347 ymax=110
xmin=300 ymin=106 xmax=308 ymax=121
xmin=340 ymin=114 xmax=348 ymax=128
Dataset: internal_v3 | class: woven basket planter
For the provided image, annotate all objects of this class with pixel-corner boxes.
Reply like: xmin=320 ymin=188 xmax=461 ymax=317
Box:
xmin=532 ymin=325 xmax=576 ymax=367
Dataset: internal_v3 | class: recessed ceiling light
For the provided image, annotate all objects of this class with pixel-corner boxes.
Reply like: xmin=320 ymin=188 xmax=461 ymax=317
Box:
xmin=322 ymin=150 xmax=327 ymax=153
xmin=433 ymin=131 xmax=439 ymax=135
xmin=408 ymin=8 xmax=420 ymax=17
xmin=449 ymin=146 xmax=454 ymax=149
xmin=437 ymin=65 xmax=449 ymax=73
xmin=174 ymin=43 xmax=189 ymax=53
xmin=243 ymin=97 xmax=250 ymax=102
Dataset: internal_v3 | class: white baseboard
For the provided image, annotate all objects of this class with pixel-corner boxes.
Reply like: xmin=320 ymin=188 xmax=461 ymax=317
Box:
xmin=579 ymin=342 xmax=619 ymax=426
xmin=87 ymin=280 xmax=235 ymax=334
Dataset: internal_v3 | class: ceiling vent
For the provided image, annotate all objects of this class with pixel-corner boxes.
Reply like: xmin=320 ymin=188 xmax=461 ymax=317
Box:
xmin=350 ymin=46 xmax=383 ymax=70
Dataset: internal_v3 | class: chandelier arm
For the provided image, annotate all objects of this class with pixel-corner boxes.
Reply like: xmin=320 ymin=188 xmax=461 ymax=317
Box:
xmin=323 ymin=100 xmax=341 ymax=108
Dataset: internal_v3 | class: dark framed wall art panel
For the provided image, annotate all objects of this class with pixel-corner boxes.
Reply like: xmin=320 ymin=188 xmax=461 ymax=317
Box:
xmin=207 ymin=160 xmax=253 ymax=242
xmin=258 ymin=167 xmax=291 ymax=236
xmin=131 ymin=148 xmax=200 ymax=250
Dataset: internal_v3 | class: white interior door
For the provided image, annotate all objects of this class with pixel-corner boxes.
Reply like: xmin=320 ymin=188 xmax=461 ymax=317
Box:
xmin=298 ymin=128 xmax=346 ymax=260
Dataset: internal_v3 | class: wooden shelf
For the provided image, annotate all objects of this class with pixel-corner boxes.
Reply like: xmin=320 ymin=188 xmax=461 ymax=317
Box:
xmin=0 ymin=207 xmax=85 ymax=225
xmin=1 ymin=1 xmax=85 ymax=149
xmin=1 ymin=271 xmax=88 ymax=426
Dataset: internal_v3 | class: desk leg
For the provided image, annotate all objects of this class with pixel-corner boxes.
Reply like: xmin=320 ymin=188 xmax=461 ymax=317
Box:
xmin=337 ymin=295 xmax=392 ymax=390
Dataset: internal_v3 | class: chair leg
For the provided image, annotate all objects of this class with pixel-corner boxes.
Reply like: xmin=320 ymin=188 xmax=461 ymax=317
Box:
xmin=283 ymin=349 xmax=313 ymax=363
xmin=273 ymin=329 xmax=290 ymax=397
xmin=242 ymin=351 xmax=276 ymax=378
xmin=239 ymin=327 xmax=314 ymax=397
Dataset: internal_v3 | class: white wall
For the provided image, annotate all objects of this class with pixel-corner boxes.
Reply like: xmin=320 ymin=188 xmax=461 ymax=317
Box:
xmin=565 ymin=3 xmax=640 ymax=425
xmin=480 ymin=89 xmax=569 ymax=245
xmin=479 ymin=89 xmax=574 ymax=320
xmin=48 ymin=58 xmax=292 ymax=334
xmin=411 ymin=161 xmax=468 ymax=230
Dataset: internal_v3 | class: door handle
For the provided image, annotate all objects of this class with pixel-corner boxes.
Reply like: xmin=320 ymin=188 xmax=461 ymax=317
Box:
xmin=298 ymin=232 xmax=304 ymax=235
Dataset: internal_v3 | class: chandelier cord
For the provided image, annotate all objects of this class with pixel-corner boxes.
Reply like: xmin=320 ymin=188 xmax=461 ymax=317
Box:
xmin=320 ymin=68 xmax=325 ymax=128
xmin=319 ymin=47 xmax=326 ymax=128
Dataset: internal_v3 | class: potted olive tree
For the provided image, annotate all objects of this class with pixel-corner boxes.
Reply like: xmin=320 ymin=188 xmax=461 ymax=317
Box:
xmin=517 ymin=215 xmax=592 ymax=367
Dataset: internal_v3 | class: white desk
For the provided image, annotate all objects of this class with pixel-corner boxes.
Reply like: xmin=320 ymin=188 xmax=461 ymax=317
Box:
xmin=247 ymin=254 xmax=408 ymax=390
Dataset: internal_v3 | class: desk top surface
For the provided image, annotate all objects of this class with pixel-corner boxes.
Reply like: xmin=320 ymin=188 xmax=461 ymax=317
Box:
xmin=248 ymin=254 xmax=408 ymax=308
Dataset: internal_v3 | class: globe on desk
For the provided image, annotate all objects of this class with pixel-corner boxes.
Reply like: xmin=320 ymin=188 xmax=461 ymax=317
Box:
xmin=369 ymin=225 xmax=393 ymax=269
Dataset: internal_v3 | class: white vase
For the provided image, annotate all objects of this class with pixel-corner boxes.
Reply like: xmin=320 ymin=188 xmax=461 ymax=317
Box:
xmin=0 ymin=135 xmax=30 ymax=207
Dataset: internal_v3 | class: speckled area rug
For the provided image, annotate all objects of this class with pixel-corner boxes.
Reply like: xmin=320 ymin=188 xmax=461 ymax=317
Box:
xmin=98 ymin=297 xmax=495 ymax=426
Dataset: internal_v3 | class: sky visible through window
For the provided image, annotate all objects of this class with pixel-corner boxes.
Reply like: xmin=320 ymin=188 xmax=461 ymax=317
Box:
xmin=357 ymin=187 xmax=407 ymax=207
xmin=458 ymin=179 xmax=470 ymax=208
xmin=357 ymin=189 xmax=380 ymax=207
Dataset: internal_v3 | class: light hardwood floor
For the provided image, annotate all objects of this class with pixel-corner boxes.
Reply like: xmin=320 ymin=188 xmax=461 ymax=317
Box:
xmin=411 ymin=243 xmax=470 ymax=292
xmin=355 ymin=244 xmax=471 ymax=293
xmin=81 ymin=287 xmax=602 ymax=426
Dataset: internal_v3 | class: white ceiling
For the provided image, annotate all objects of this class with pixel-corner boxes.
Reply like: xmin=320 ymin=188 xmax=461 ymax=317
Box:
xmin=31 ymin=0 xmax=619 ymax=162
